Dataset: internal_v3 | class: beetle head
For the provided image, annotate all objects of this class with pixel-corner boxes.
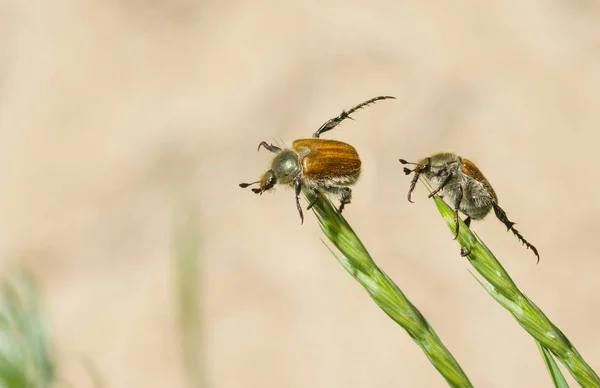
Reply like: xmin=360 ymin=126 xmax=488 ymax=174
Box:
xmin=257 ymin=170 xmax=276 ymax=193
xmin=399 ymin=157 xmax=431 ymax=203
xmin=239 ymin=170 xmax=277 ymax=194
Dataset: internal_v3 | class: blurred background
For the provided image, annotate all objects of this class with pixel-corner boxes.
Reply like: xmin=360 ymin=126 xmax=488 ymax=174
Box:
xmin=1 ymin=0 xmax=599 ymax=387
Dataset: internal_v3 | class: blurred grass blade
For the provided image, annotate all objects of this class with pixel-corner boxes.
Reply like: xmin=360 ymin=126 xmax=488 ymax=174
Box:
xmin=432 ymin=195 xmax=600 ymax=387
xmin=82 ymin=358 xmax=106 ymax=388
xmin=173 ymin=199 xmax=207 ymax=388
xmin=537 ymin=340 xmax=570 ymax=388
xmin=0 ymin=271 xmax=55 ymax=388
xmin=307 ymin=192 xmax=473 ymax=388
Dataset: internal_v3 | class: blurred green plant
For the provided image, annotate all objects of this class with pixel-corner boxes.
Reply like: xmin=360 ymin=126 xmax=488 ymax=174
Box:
xmin=173 ymin=197 xmax=207 ymax=388
xmin=432 ymin=194 xmax=600 ymax=388
xmin=306 ymin=192 xmax=473 ymax=388
xmin=0 ymin=271 xmax=55 ymax=388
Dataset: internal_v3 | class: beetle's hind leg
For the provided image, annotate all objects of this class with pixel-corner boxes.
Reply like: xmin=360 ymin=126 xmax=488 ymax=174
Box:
xmin=319 ymin=185 xmax=353 ymax=213
xmin=492 ymin=203 xmax=540 ymax=263
xmin=311 ymin=184 xmax=353 ymax=213
xmin=336 ymin=187 xmax=352 ymax=213
xmin=312 ymin=96 xmax=395 ymax=138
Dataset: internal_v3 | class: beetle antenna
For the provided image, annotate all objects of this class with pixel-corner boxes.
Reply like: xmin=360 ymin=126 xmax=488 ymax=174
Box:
xmin=312 ymin=95 xmax=396 ymax=138
xmin=239 ymin=181 xmax=260 ymax=188
xmin=492 ymin=203 xmax=540 ymax=263
xmin=399 ymin=159 xmax=416 ymax=175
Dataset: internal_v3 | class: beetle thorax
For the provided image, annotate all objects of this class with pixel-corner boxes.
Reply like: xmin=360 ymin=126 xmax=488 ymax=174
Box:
xmin=271 ymin=149 xmax=301 ymax=184
xmin=420 ymin=153 xmax=460 ymax=181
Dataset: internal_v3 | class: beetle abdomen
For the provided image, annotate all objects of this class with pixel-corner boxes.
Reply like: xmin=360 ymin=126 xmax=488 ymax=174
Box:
xmin=293 ymin=139 xmax=361 ymax=182
xmin=460 ymin=158 xmax=498 ymax=203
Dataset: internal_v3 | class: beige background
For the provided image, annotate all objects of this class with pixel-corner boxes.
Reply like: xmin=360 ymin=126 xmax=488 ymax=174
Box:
xmin=1 ymin=0 xmax=599 ymax=387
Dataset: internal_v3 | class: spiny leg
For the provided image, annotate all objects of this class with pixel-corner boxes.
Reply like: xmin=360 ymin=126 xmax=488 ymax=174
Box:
xmin=312 ymin=96 xmax=396 ymax=138
xmin=257 ymin=141 xmax=281 ymax=153
xmin=428 ymin=171 xmax=453 ymax=198
xmin=295 ymin=180 xmax=304 ymax=224
xmin=337 ymin=187 xmax=352 ymax=213
xmin=453 ymin=185 xmax=463 ymax=240
xmin=306 ymin=189 xmax=320 ymax=210
xmin=406 ymin=171 xmax=420 ymax=203
xmin=492 ymin=203 xmax=540 ymax=263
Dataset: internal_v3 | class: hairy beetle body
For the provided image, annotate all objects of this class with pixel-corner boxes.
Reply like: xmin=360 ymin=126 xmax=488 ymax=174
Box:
xmin=400 ymin=152 xmax=539 ymax=262
xmin=417 ymin=153 xmax=497 ymax=220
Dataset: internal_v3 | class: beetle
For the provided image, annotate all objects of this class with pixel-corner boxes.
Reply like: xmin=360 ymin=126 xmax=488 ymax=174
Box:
xmin=400 ymin=152 xmax=540 ymax=262
xmin=240 ymin=95 xmax=395 ymax=223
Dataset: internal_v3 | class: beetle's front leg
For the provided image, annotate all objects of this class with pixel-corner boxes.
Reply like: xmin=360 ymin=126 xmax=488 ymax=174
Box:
xmin=257 ymin=141 xmax=281 ymax=153
xmin=295 ymin=179 xmax=304 ymax=224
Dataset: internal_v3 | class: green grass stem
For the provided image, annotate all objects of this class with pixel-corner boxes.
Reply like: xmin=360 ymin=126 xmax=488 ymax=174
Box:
xmin=537 ymin=340 xmax=570 ymax=388
xmin=432 ymin=195 xmax=599 ymax=388
xmin=173 ymin=198 xmax=207 ymax=388
xmin=306 ymin=192 xmax=473 ymax=388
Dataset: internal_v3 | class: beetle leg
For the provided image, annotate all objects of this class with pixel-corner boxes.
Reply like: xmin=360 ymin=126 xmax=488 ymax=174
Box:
xmin=406 ymin=171 xmax=420 ymax=203
xmin=337 ymin=187 xmax=352 ymax=213
xmin=312 ymin=96 xmax=395 ymax=138
xmin=453 ymin=185 xmax=463 ymax=240
xmin=492 ymin=203 xmax=540 ymax=263
xmin=257 ymin=141 xmax=281 ymax=153
xmin=306 ymin=189 xmax=320 ymax=210
xmin=464 ymin=216 xmax=472 ymax=227
xmin=428 ymin=171 xmax=453 ymax=198
xmin=295 ymin=179 xmax=304 ymax=224
xmin=404 ymin=157 xmax=431 ymax=203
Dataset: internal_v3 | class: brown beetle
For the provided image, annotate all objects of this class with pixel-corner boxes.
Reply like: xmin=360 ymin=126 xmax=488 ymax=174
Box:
xmin=240 ymin=95 xmax=395 ymax=223
xmin=400 ymin=152 xmax=540 ymax=262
